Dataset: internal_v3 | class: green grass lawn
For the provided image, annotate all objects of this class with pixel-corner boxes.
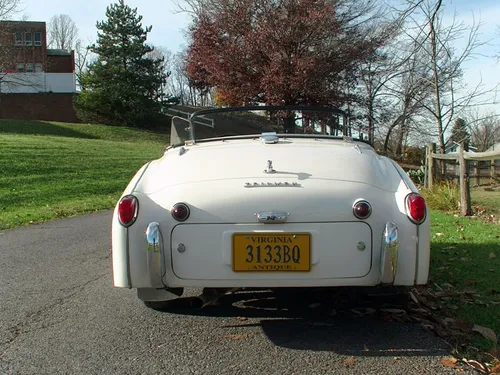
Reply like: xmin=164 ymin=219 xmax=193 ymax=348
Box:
xmin=0 ymin=119 xmax=169 ymax=230
xmin=471 ymin=186 xmax=500 ymax=217
xmin=429 ymin=210 xmax=500 ymax=332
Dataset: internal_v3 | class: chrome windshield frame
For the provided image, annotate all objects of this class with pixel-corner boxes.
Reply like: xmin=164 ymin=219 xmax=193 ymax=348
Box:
xmin=186 ymin=105 xmax=350 ymax=144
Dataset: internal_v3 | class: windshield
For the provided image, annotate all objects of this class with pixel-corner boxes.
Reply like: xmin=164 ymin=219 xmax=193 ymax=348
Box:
xmin=169 ymin=106 xmax=367 ymax=146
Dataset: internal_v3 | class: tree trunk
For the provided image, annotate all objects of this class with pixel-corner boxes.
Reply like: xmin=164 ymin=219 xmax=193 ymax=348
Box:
xmin=429 ymin=0 xmax=446 ymax=176
xmin=383 ymin=115 xmax=403 ymax=153
xmin=367 ymin=100 xmax=374 ymax=144
xmin=283 ymin=115 xmax=296 ymax=133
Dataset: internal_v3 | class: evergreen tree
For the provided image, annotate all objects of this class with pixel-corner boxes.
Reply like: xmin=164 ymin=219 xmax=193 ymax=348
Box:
xmin=75 ymin=0 xmax=167 ymax=127
xmin=448 ymin=118 xmax=470 ymax=151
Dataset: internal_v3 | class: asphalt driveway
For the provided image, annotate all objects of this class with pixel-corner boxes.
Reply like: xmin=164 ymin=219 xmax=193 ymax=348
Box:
xmin=0 ymin=211 xmax=472 ymax=374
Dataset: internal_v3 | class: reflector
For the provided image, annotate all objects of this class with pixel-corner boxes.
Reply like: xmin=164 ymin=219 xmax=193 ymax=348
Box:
xmin=171 ymin=203 xmax=190 ymax=221
xmin=353 ymin=200 xmax=372 ymax=219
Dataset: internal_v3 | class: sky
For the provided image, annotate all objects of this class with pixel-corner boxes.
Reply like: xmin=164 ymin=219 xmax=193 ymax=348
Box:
xmin=18 ymin=0 xmax=192 ymax=53
xmin=14 ymin=0 xmax=500 ymax=113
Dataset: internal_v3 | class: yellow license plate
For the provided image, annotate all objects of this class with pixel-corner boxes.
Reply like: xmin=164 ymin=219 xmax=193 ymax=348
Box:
xmin=232 ymin=233 xmax=311 ymax=272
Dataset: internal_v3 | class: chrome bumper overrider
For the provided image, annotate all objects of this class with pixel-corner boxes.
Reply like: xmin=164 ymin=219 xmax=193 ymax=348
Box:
xmin=380 ymin=222 xmax=399 ymax=284
xmin=146 ymin=222 xmax=165 ymax=287
xmin=141 ymin=222 xmax=183 ymax=302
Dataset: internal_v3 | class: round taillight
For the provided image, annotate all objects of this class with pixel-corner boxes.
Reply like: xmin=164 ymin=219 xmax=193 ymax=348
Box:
xmin=171 ymin=203 xmax=190 ymax=222
xmin=406 ymin=193 xmax=426 ymax=224
xmin=118 ymin=195 xmax=138 ymax=227
xmin=353 ymin=200 xmax=372 ymax=219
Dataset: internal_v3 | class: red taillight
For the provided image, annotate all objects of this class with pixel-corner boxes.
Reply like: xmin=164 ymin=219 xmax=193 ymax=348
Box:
xmin=353 ymin=200 xmax=372 ymax=219
xmin=171 ymin=202 xmax=190 ymax=221
xmin=406 ymin=193 xmax=426 ymax=224
xmin=118 ymin=195 xmax=138 ymax=227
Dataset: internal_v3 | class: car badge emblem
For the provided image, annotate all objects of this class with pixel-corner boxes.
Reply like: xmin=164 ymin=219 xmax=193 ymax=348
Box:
xmin=244 ymin=182 xmax=301 ymax=187
xmin=264 ymin=160 xmax=276 ymax=174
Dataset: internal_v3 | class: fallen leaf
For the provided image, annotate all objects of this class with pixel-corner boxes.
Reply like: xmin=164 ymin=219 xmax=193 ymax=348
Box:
xmin=489 ymin=347 xmax=500 ymax=360
xmin=472 ymin=324 xmax=498 ymax=343
xmin=461 ymin=288 xmax=478 ymax=295
xmin=409 ymin=291 xmax=420 ymax=305
xmin=343 ymin=357 xmax=356 ymax=368
xmin=351 ymin=307 xmax=376 ymax=316
xmin=464 ymin=280 xmax=479 ymax=286
xmin=490 ymin=362 xmax=500 ymax=374
xmin=436 ymin=232 xmax=445 ymax=237
xmin=433 ymin=290 xmax=451 ymax=297
xmin=380 ymin=308 xmax=407 ymax=314
xmin=451 ymin=319 xmax=474 ymax=331
xmin=440 ymin=357 xmax=458 ymax=368
xmin=236 ymin=317 xmax=248 ymax=321
xmin=224 ymin=334 xmax=247 ymax=340
xmin=490 ymin=252 xmax=496 ymax=259
xmin=462 ymin=359 xmax=488 ymax=373
xmin=441 ymin=283 xmax=454 ymax=289
xmin=308 ymin=302 xmax=322 ymax=309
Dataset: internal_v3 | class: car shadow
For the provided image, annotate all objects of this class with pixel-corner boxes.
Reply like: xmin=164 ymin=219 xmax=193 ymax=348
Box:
xmin=154 ymin=288 xmax=452 ymax=357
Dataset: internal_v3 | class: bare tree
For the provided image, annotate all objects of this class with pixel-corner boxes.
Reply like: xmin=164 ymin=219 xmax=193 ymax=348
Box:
xmin=0 ymin=0 xmax=22 ymax=19
xmin=465 ymin=109 xmax=500 ymax=152
xmin=47 ymin=14 xmax=78 ymax=51
xmin=74 ymin=38 xmax=95 ymax=90
xmin=163 ymin=49 xmax=215 ymax=107
xmin=147 ymin=44 xmax=173 ymax=100
xmin=399 ymin=0 xmax=499 ymax=155
xmin=168 ymin=51 xmax=191 ymax=105
xmin=379 ymin=37 xmax=434 ymax=156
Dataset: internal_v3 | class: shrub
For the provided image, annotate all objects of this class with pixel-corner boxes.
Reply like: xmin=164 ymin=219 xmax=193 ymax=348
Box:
xmin=420 ymin=180 xmax=461 ymax=212
xmin=407 ymin=165 xmax=425 ymax=185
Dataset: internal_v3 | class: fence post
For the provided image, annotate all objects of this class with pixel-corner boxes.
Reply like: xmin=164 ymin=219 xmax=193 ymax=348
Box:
xmin=492 ymin=159 xmax=496 ymax=184
xmin=458 ymin=143 xmax=472 ymax=216
xmin=427 ymin=143 xmax=435 ymax=189
xmin=474 ymin=161 xmax=480 ymax=186
xmin=423 ymin=145 xmax=428 ymax=188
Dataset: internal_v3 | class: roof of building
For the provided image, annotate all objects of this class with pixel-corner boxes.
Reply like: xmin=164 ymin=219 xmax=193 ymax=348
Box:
xmin=0 ymin=20 xmax=46 ymax=25
xmin=486 ymin=142 xmax=500 ymax=152
xmin=47 ymin=49 xmax=72 ymax=56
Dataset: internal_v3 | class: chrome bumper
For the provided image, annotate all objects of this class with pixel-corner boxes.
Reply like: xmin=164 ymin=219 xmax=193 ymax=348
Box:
xmin=380 ymin=222 xmax=399 ymax=284
xmin=141 ymin=222 xmax=183 ymax=302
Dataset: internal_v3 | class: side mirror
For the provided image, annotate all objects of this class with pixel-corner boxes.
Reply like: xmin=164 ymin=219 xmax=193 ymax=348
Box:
xmin=170 ymin=116 xmax=192 ymax=146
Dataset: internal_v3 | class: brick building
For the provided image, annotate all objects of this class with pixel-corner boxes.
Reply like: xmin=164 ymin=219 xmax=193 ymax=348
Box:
xmin=0 ymin=20 xmax=75 ymax=74
xmin=0 ymin=20 xmax=79 ymax=122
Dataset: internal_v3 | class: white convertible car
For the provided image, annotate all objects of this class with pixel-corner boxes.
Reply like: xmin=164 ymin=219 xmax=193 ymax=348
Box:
xmin=111 ymin=106 xmax=430 ymax=309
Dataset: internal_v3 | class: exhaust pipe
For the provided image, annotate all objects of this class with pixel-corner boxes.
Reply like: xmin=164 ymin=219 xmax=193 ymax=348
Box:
xmin=193 ymin=287 xmax=240 ymax=308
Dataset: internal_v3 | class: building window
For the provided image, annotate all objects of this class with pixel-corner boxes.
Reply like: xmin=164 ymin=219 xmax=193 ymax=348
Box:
xmin=25 ymin=32 xmax=32 ymax=46
xmin=35 ymin=63 xmax=43 ymax=73
xmin=17 ymin=63 xmax=24 ymax=72
xmin=26 ymin=63 xmax=34 ymax=72
xmin=34 ymin=32 xmax=42 ymax=46
xmin=15 ymin=32 xmax=23 ymax=46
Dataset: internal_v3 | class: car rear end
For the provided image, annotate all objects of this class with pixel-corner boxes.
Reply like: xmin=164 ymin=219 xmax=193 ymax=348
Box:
xmin=111 ymin=137 xmax=430 ymax=301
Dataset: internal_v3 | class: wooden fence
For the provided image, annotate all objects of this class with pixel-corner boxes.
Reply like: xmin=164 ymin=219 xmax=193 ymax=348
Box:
xmin=424 ymin=143 xmax=500 ymax=216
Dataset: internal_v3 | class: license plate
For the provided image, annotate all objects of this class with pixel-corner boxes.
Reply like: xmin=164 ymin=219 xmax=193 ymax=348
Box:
xmin=232 ymin=233 xmax=311 ymax=272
